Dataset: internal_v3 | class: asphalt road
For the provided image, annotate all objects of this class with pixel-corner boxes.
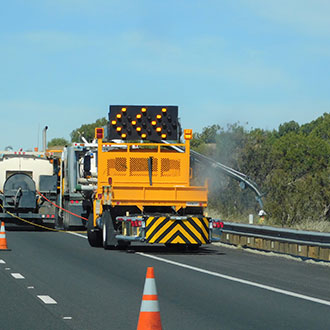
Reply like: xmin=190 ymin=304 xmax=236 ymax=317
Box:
xmin=1 ymin=229 xmax=330 ymax=330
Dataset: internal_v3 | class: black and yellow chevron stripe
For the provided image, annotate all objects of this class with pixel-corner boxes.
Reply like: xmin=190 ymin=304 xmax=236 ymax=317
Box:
xmin=145 ymin=216 xmax=210 ymax=244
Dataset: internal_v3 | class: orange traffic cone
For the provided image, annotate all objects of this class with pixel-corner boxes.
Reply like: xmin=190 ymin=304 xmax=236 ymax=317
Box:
xmin=0 ymin=222 xmax=10 ymax=251
xmin=137 ymin=267 xmax=162 ymax=330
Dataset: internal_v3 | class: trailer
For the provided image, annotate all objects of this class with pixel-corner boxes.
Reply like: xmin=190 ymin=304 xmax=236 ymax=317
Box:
xmin=87 ymin=105 xmax=223 ymax=249
xmin=0 ymin=150 xmax=60 ymax=227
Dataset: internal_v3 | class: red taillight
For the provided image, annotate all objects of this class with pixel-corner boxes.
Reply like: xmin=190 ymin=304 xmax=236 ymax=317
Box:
xmin=131 ymin=220 xmax=142 ymax=227
xmin=46 ymin=214 xmax=50 ymax=218
xmin=51 ymin=215 xmax=55 ymax=218
xmin=213 ymin=221 xmax=224 ymax=229
xmin=96 ymin=128 xmax=104 ymax=139
xmin=108 ymin=177 xmax=112 ymax=185
xmin=97 ymin=193 xmax=103 ymax=199
xmin=75 ymin=200 xmax=79 ymax=204
xmin=70 ymin=200 xmax=74 ymax=204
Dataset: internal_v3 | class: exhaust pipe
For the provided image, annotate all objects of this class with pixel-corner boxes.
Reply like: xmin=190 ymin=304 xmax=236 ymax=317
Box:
xmin=42 ymin=126 xmax=48 ymax=152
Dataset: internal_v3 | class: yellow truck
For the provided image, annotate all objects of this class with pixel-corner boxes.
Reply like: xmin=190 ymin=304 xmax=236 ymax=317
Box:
xmin=87 ymin=105 xmax=223 ymax=249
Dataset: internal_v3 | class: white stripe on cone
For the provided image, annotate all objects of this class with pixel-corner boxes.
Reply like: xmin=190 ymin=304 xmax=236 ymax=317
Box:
xmin=143 ymin=278 xmax=158 ymax=295
xmin=140 ymin=300 xmax=160 ymax=312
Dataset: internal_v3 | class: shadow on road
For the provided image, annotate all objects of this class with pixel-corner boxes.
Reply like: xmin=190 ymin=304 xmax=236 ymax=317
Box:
xmin=5 ymin=225 xmax=39 ymax=232
xmin=123 ymin=245 xmax=225 ymax=256
xmin=5 ymin=225 xmax=56 ymax=232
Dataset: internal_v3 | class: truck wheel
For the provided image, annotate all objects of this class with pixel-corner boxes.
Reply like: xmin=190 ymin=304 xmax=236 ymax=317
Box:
xmin=87 ymin=213 xmax=102 ymax=247
xmin=102 ymin=210 xmax=117 ymax=249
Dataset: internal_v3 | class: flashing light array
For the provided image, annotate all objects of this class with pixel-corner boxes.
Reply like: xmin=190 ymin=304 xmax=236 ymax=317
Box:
xmin=108 ymin=105 xmax=179 ymax=142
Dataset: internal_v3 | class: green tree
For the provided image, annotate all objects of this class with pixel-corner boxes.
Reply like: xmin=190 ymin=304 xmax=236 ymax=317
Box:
xmin=191 ymin=122 xmax=257 ymax=218
xmin=300 ymin=112 xmax=330 ymax=139
xmin=191 ymin=124 xmax=220 ymax=148
xmin=278 ymin=120 xmax=300 ymax=137
xmin=215 ymin=123 xmax=247 ymax=168
xmin=265 ymin=130 xmax=330 ymax=225
xmin=47 ymin=138 xmax=69 ymax=148
xmin=70 ymin=117 xmax=108 ymax=142
xmin=239 ymin=128 xmax=277 ymax=184
xmin=191 ymin=112 xmax=330 ymax=225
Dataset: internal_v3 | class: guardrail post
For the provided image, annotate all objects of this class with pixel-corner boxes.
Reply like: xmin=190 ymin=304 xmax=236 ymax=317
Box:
xmin=298 ymin=245 xmax=308 ymax=258
xmin=255 ymin=238 xmax=262 ymax=249
xmin=233 ymin=235 xmax=240 ymax=245
xmin=319 ymin=248 xmax=330 ymax=261
xmin=264 ymin=239 xmax=271 ymax=251
xmin=308 ymin=246 xmax=319 ymax=259
xmin=289 ymin=244 xmax=298 ymax=256
xmin=240 ymin=236 xmax=247 ymax=247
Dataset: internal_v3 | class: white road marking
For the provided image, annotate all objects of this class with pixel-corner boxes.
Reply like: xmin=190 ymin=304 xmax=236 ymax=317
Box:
xmin=5 ymin=267 xmax=10 ymax=270
xmin=63 ymin=317 xmax=73 ymax=320
xmin=0 ymin=259 xmax=5 ymax=264
xmin=68 ymin=231 xmax=330 ymax=307
xmin=68 ymin=232 xmax=87 ymax=239
xmin=37 ymin=295 xmax=57 ymax=304
xmin=11 ymin=273 xmax=25 ymax=279
xmin=27 ymin=286 xmax=35 ymax=289
xmin=136 ymin=252 xmax=330 ymax=307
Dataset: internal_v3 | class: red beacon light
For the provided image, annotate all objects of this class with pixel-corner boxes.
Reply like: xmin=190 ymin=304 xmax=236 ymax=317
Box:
xmin=95 ymin=128 xmax=104 ymax=139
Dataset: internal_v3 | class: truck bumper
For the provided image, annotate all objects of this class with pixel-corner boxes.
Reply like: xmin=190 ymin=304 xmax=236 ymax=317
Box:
xmin=0 ymin=212 xmax=52 ymax=225
xmin=145 ymin=216 xmax=210 ymax=245
xmin=116 ymin=215 xmax=212 ymax=245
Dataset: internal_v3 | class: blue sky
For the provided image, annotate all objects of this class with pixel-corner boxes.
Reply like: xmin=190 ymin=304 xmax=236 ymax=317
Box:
xmin=1 ymin=0 xmax=330 ymax=149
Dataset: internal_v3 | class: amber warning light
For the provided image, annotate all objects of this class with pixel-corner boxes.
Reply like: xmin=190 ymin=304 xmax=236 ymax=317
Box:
xmin=184 ymin=129 xmax=193 ymax=140
xmin=107 ymin=105 xmax=180 ymax=142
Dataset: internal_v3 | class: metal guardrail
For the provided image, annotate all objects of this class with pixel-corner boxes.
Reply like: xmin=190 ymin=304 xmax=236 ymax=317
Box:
xmin=222 ymin=222 xmax=330 ymax=248
xmin=220 ymin=222 xmax=330 ymax=262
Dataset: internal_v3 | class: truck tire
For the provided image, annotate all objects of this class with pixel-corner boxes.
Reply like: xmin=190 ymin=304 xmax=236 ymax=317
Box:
xmin=87 ymin=213 xmax=102 ymax=247
xmin=102 ymin=210 xmax=118 ymax=249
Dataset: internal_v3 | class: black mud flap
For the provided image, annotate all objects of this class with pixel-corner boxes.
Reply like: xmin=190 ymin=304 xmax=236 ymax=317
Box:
xmin=103 ymin=210 xmax=118 ymax=249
